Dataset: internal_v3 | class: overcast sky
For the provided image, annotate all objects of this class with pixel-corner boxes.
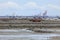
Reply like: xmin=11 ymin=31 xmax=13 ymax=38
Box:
xmin=0 ymin=0 xmax=60 ymax=16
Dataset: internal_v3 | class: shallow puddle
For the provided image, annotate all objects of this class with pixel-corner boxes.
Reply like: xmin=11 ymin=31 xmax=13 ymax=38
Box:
xmin=0 ymin=29 xmax=60 ymax=40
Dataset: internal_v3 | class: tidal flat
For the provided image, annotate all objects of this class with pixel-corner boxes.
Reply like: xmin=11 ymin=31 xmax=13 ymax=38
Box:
xmin=0 ymin=29 xmax=60 ymax=40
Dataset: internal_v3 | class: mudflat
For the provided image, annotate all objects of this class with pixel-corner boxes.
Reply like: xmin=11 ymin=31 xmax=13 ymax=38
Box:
xmin=50 ymin=36 xmax=60 ymax=40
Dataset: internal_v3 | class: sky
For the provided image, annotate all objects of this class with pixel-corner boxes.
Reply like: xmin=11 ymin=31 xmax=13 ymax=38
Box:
xmin=0 ymin=0 xmax=60 ymax=16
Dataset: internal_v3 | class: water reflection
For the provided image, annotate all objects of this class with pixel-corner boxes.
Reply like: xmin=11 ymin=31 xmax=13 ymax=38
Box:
xmin=0 ymin=29 xmax=60 ymax=40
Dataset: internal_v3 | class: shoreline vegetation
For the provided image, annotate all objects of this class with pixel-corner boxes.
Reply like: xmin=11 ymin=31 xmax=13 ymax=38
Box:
xmin=0 ymin=18 xmax=60 ymax=40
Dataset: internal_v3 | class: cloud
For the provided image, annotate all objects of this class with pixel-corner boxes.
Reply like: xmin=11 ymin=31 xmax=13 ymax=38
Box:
xmin=24 ymin=2 xmax=38 ymax=8
xmin=0 ymin=1 xmax=22 ymax=10
xmin=38 ymin=4 xmax=60 ymax=11
xmin=8 ymin=2 xmax=19 ymax=8
xmin=22 ymin=2 xmax=46 ymax=11
xmin=0 ymin=1 xmax=48 ymax=10
xmin=48 ymin=4 xmax=60 ymax=10
xmin=0 ymin=1 xmax=60 ymax=12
